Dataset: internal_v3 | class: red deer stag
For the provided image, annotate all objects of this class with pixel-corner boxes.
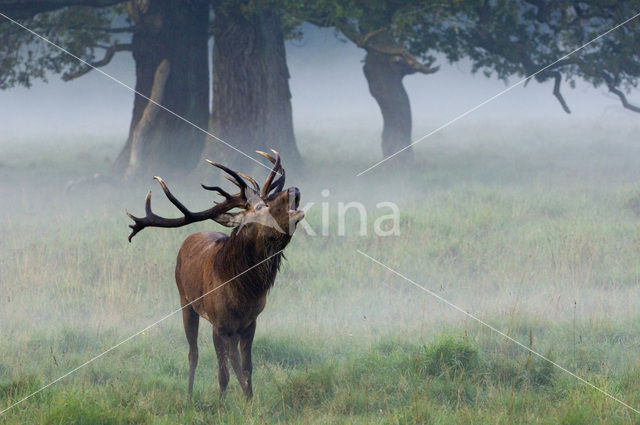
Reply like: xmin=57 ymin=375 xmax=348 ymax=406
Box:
xmin=126 ymin=151 xmax=304 ymax=399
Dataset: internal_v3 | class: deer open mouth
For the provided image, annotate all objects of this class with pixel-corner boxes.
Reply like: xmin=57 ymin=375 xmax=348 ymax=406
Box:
xmin=289 ymin=187 xmax=304 ymax=223
xmin=290 ymin=209 xmax=305 ymax=222
xmin=292 ymin=187 xmax=301 ymax=208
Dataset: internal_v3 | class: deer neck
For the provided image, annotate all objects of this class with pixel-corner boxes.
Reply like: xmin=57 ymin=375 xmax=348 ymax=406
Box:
xmin=216 ymin=225 xmax=287 ymax=300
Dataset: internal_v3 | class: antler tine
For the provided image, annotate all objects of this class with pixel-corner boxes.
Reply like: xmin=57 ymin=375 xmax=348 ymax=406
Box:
xmin=144 ymin=189 xmax=152 ymax=215
xmin=204 ymin=159 xmax=264 ymax=206
xmin=255 ymin=150 xmax=275 ymax=163
xmin=237 ymin=172 xmax=260 ymax=192
xmin=224 ymin=175 xmax=242 ymax=188
xmin=256 ymin=149 xmax=285 ymax=195
xmin=200 ymin=183 xmax=233 ymax=200
xmin=256 ymin=150 xmax=281 ymax=197
xmin=268 ymin=148 xmax=285 ymax=193
xmin=206 ymin=159 xmax=248 ymax=191
xmin=126 ymin=217 xmax=143 ymax=242
xmin=127 ymin=174 xmax=247 ymax=242
xmin=153 ymin=176 xmax=193 ymax=217
xmin=271 ymin=167 xmax=285 ymax=193
xmin=126 ymin=176 xmax=194 ymax=242
xmin=125 ymin=190 xmax=153 ymax=242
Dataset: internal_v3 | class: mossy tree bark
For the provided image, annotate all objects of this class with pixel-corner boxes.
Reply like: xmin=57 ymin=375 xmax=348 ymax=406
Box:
xmin=112 ymin=0 xmax=209 ymax=179
xmin=204 ymin=0 xmax=302 ymax=174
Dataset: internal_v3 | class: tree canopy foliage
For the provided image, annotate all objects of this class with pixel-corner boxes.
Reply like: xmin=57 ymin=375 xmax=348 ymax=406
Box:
xmin=3 ymin=1 xmax=639 ymax=110
xmin=0 ymin=1 xmax=130 ymax=89
xmin=290 ymin=0 xmax=640 ymax=113
xmin=421 ymin=0 xmax=640 ymax=113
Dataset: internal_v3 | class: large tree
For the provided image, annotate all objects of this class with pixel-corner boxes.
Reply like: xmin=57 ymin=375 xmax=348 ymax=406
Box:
xmin=337 ymin=8 xmax=441 ymax=163
xmin=2 ymin=0 xmax=306 ymax=179
xmin=292 ymin=0 xmax=640 ymax=163
xmin=290 ymin=1 xmax=446 ymax=163
xmin=0 ymin=0 xmax=210 ymax=179
xmin=112 ymin=0 xmax=209 ymax=179
xmin=204 ymin=0 xmax=302 ymax=173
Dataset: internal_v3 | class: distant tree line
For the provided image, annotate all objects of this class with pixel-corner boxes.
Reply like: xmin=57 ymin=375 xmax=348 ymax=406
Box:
xmin=1 ymin=0 xmax=639 ymax=178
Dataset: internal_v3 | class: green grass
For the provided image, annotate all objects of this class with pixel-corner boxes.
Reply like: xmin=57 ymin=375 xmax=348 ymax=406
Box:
xmin=1 ymin=123 xmax=640 ymax=423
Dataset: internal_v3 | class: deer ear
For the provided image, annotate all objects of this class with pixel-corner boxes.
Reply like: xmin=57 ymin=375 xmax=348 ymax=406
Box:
xmin=213 ymin=212 xmax=244 ymax=228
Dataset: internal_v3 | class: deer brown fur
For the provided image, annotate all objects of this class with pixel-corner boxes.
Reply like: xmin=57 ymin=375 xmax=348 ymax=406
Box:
xmin=127 ymin=151 xmax=303 ymax=399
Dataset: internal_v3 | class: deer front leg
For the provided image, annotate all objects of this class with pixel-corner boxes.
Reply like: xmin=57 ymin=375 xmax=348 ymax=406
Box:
xmin=239 ymin=321 xmax=256 ymax=399
xmin=212 ymin=328 xmax=230 ymax=397
xmin=181 ymin=301 xmax=200 ymax=399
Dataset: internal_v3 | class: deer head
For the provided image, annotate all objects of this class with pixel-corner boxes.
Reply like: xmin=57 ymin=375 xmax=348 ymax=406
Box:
xmin=126 ymin=150 xmax=304 ymax=243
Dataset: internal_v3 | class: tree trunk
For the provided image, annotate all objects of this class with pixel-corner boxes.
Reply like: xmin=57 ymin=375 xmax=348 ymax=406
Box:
xmin=204 ymin=1 xmax=301 ymax=173
xmin=363 ymin=50 xmax=414 ymax=163
xmin=112 ymin=0 xmax=209 ymax=179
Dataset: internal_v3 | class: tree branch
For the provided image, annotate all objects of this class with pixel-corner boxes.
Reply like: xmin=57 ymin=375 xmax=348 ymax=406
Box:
xmin=300 ymin=9 xmax=440 ymax=75
xmin=472 ymin=25 xmax=575 ymax=113
xmin=359 ymin=28 xmax=385 ymax=46
xmin=61 ymin=42 xmax=131 ymax=80
xmin=603 ymin=73 xmax=640 ymax=113
xmin=609 ymin=86 xmax=640 ymax=113
xmin=551 ymin=71 xmax=571 ymax=113
xmin=336 ymin=20 xmax=439 ymax=75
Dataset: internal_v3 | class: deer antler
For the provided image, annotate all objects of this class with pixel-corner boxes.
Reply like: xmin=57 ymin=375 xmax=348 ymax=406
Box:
xmin=237 ymin=172 xmax=260 ymax=192
xmin=256 ymin=150 xmax=285 ymax=196
xmin=127 ymin=152 xmax=289 ymax=241
xmin=126 ymin=162 xmax=252 ymax=242
xmin=206 ymin=160 xmax=262 ymax=205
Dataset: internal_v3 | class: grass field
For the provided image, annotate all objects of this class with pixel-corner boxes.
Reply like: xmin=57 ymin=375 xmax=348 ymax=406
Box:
xmin=1 ymin=122 xmax=640 ymax=424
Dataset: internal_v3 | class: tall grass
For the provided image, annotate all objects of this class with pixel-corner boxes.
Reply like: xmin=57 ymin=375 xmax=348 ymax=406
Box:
xmin=1 ymin=123 xmax=640 ymax=423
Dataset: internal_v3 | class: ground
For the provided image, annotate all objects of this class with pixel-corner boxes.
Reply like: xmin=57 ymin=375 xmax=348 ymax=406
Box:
xmin=1 ymin=122 xmax=639 ymax=424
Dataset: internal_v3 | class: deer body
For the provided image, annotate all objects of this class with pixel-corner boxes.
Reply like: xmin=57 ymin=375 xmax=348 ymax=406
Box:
xmin=176 ymin=231 xmax=271 ymax=329
xmin=175 ymin=230 xmax=278 ymax=398
xmin=127 ymin=151 xmax=302 ymax=399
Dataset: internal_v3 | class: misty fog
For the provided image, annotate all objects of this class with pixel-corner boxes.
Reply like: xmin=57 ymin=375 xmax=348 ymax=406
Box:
xmin=2 ymin=13 xmax=640 ymax=424
xmin=2 ymin=23 xmax=638 ymax=145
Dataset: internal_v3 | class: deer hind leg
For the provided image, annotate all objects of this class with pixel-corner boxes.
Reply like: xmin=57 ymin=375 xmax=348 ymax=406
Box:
xmin=212 ymin=328 xmax=230 ymax=397
xmin=239 ymin=321 xmax=257 ymax=399
xmin=228 ymin=335 xmax=243 ymax=382
xmin=181 ymin=299 xmax=200 ymax=399
xmin=228 ymin=334 xmax=251 ymax=397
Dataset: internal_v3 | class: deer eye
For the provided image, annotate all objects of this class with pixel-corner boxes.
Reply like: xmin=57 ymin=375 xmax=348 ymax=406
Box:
xmin=255 ymin=204 xmax=265 ymax=211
